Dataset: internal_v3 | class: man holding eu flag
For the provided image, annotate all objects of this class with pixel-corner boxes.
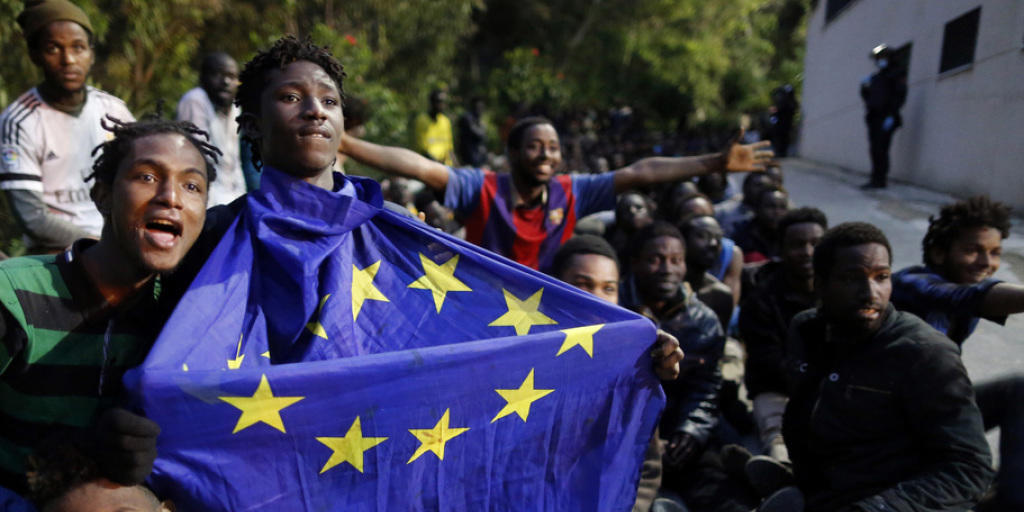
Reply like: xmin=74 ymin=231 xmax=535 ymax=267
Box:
xmin=338 ymin=111 xmax=773 ymax=272
xmin=131 ymin=36 xmax=675 ymax=511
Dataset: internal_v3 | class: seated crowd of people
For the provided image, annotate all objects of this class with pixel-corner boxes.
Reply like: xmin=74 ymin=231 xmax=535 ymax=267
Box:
xmin=0 ymin=1 xmax=1022 ymax=511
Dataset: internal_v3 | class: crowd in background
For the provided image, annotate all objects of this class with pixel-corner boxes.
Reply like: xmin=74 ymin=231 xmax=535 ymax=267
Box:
xmin=0 ymin=1 xmax=1022 ymax=512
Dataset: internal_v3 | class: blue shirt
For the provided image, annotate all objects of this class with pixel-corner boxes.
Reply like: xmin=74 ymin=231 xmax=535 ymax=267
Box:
xmin=891 ymin=265 xmax=1006 ymax=345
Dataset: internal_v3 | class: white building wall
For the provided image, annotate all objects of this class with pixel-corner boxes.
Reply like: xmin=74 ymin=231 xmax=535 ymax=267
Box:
xmin=801 ymin=0 xmax=1024 ymax=210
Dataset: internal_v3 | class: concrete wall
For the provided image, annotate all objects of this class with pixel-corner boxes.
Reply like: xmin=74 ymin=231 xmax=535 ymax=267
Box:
xmin=800 ymin=0 xmax=1024 ymax=210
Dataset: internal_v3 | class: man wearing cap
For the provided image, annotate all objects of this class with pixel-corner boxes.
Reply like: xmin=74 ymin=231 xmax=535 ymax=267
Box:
xmin=859 ymin=44 xmax=906 ymax=189
xmin=0 ymin=0 xmax=134 ymax=252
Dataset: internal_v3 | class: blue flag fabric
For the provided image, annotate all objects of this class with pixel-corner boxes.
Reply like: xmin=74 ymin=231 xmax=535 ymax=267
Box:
xmin=124 ymin=166 xmax=665 ymax=511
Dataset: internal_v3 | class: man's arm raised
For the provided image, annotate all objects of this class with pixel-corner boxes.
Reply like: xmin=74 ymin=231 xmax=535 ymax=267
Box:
xmin=980 ymin=282 xmax=1024 ymax=318
xmin=612 ymin=133 xmax=772 ymax=193
xmin=339 ymin=133 xmax=451 ymax=192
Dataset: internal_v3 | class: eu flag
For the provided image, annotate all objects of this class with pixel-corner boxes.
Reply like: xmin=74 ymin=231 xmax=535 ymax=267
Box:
xmin=124 ymin=166 xmax=665 ymax=511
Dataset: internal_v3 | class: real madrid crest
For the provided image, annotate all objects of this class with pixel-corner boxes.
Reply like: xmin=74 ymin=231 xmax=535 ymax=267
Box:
xmin=548 ymin=207 xmax=564 ymax=225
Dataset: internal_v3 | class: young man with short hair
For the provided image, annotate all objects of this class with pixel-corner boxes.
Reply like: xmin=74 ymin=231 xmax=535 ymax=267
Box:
xmin=739 ymin=207 xmax=826 ymax=462
xmin=775 ymin=222 xmax=993 ymax=512
xmin=177 ymin=51 xmax=244 ymax=206
xmin=339 ymin=116 xmax=772 ymax=271
xmin=732 ymin=185 xmax=789 ymax=263
xmin=550 ymin=234 xmax=684 ymax=512
xmin=679 ymin=214 xmax=734 ymax=331
xmin=892 ymin=195 xmax=1024 ymax=511
xmin=412 ymin=89 xmax=455 ymax=165
xmin=1 ymin=0 xmax=134 ymax=252
xmin=0 ymin=117 xmax=219 ymax=493
xmin=618 ymin=221 xmax=758 ymax=511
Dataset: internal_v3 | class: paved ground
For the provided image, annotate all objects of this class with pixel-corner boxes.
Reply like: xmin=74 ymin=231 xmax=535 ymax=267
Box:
xmin=780 ymin=158 xmax=1024 ymax=460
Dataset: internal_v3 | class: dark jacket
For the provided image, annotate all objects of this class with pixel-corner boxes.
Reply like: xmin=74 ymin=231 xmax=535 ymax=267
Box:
xmin=860 ymin=66 xmax=907 ymax=125
xmin=783 ymin=306 xmax=994 ymax=512
xmin=738 ymin=262 xmax=815 ymax=397
xmin=620 ymin=279 xmax=725 ymax=445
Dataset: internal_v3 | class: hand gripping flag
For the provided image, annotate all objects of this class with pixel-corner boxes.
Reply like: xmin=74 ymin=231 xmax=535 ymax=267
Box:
xmin=124 ymin=166 xmax=665 ymax=511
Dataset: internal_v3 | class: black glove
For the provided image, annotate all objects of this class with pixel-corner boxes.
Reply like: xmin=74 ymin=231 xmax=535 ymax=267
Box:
xmin=665 ymin=432 xmax=702 ymax=469
xmin=91 ymin=408 xmax=161 ymax=485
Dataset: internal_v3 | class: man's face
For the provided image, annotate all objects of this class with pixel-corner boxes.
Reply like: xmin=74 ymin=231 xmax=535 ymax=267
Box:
xmin=684 ymin=216 xmax=723 ymax=271
xmin=558 ymin=253 xmax=620 ymax=305
xmin=756 ymin=191 xmax=789 ymax=231
xmin=781 ymin=222 xmax=824 ymax=281
xmin=675 ymin=196 xmax=714 ymax=219
xmin=509 ymin=123 xmax=562 ymax=187
xmin=30 ymin=21 xmax=94 ymax=95
xmin=200 ymin=55 xmax=239 ymax=111
xmin=743 ymin=174 xmax=772 ymax=206
xmin=818 ymin=243 xmax=892 ymax=335
xmin=430 ymin=92 xmax=447 ymax=114
xmin=252 ymin=60 xmax=344 ymax=178
xmin=632 ymin=236 xmax=687 ymax=303
xmin=51 ymin=480 xmax=172 ymax=512
xmin=102 ymin=134 xmax=208 ymax=275
xmin=934 ymin=225 xmax=1003 ymax=284
xmin=617 ymin=193 xmax=652 ymax=232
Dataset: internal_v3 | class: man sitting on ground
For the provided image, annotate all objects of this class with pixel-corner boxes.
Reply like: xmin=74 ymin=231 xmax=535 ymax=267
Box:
xmin=550 ymin=234 xmax=683 ymax=512
xmin=679 ymin=215 xmax=734 ymax=331
xmin=738 ymin=207 xmax=826 ymax=464
xmin=620 ymin=221 xmax=758 ymax=512
xmin=770 ymin=222 xmax=993 ymax=512
xmin=892 ymin=195 xmax=1024 ymax=511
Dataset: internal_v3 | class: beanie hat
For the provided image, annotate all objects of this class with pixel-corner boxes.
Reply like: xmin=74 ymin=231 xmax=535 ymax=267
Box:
xmin=16 ymin=0 xmax=93 ymax=42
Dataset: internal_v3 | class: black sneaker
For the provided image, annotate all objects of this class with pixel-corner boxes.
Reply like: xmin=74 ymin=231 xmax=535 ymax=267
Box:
xmin=757 ymin=486 xmax=804 ymax=512
xmin=860 ymin=181 xmax=886 ymax=189
xmin=746 ymin=455 xmax=794 ymax=498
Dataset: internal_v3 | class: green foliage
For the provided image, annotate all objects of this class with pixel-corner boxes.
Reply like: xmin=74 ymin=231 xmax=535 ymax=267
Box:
xmin=0 ymin=0 xmax=810 ymax=251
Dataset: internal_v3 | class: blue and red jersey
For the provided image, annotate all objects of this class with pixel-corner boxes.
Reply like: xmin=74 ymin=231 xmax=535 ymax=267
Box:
xmin=443 ymin=167 xmax=615 ymax=271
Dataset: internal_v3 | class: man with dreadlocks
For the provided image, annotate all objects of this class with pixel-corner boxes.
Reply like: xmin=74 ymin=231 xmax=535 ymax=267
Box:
xmin=0 ymin=115 xmax=219 ymax=495
xmin=892 ymin=195 xmax=1024 ymax=511
xmin=0 ymin=0 xmax=134 ymax=252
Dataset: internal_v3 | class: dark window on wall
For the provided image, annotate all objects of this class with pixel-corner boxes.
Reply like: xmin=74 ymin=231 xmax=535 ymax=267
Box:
xmin=939 ymin=7 xmax=981 ymax=73
xmin=825 ymin=0 xmax=856 ymax=23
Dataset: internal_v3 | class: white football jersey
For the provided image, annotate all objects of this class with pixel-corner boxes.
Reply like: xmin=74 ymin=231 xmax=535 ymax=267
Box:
xmin=0 ymin=86 xmax=134 ymax=237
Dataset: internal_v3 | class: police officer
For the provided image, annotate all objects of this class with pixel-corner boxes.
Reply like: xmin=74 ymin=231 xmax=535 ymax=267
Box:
xmin=860 ymin=44 xmax=907 ymax=189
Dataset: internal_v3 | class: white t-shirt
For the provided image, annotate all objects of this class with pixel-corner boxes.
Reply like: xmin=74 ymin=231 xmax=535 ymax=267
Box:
xmin=0 ymin=86 xmax=134 ymax=237
xmin=176 ymin=87 xmax=244 ymax=206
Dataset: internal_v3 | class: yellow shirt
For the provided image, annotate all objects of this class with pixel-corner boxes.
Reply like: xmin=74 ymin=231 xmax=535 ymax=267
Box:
xmin=413 ymin=112 xmax=454 ymax=165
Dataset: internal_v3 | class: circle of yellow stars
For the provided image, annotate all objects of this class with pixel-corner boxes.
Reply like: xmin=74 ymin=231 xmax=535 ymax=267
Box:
xmin=214 ymin=251 xmax=608 ymax=475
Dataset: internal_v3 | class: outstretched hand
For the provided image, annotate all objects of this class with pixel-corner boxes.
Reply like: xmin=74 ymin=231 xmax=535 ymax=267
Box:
xmin=651 ymin=329 xmax=684 ymax=381
xmin=723 ymin=128 xmax=773 ymax=172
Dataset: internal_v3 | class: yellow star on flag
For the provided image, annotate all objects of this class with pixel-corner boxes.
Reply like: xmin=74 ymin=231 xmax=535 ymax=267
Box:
xmin=407 ymin=253 xmax=472 ymax=313
xmin=352 ymin=261 xmax=389 ymax=320
xmin=306 ymin=294 xmax=330 ymax=339
xmin=218 ymin=374 xmax=305 ymax=434
xmin=491 ymin=369 xmax=554 ymax=423
xmin=316 ymin=417 xmax=388 ymax=474
xmin=407 ymin=409 xmax=469 ymax=463
xmin=227 ymin=333 xmax=245 ymax=369
xmin=488 ymin=288 xmax=557 ymax=336
xmin=555 ymin=324 xmax=605 ymax=358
